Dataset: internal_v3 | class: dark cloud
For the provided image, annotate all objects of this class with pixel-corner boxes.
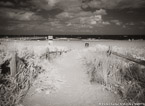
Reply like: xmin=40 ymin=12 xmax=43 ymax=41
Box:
xmin=81 ymin=0 xmax=145 ymax=9
xmin=141 ymin=21 xmax=145 ymax=25
xmin=0 ymin=0 xmax=145 ymax=35
xmin=1 ymin=0 xmax=145 ymax=10
xmin=0 ymin=0 xmax=17 ymax=4
xmin=0 ymin=8 xmax=44 ymax=21
xmin=1 ymin=0 xmax=145 ymax=13
xmin=28 ymin=0 xmax=81 ymax=11
xmin=0 ymin=1 xmax=14 ymax=6
xmin=0 ymin=0 xmax=30 ymax=7
xmin=28 ymin=0 xmax=145 ymax=11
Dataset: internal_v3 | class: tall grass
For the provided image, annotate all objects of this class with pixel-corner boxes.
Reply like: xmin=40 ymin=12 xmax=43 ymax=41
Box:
xmin=0 ymin=43 xmax=69 ymax=106
xmin=82 ymin=45 xmax=145 ymax=103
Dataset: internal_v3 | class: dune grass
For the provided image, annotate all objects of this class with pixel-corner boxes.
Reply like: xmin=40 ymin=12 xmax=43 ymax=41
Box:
xmin=82 ymin=45 xmax=145 ymax=103
xmin=0 ymin=43 xmax=69 ymax=106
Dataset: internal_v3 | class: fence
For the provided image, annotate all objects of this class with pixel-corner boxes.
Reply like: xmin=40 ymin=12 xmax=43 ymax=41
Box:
xmin=0 ymin=47 xmax=69 ymax=106
xmin=83 ymin=45 xmax=145 ymax=102
xmin=107 ymin=46 xmax=145 ymax=66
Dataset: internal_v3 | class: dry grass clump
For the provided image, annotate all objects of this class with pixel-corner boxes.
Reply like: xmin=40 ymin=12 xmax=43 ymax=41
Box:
xmin=0 ymin=44 xmax=69 ymax=106
xmin=82 ymin=45 xmax=145 ymax=103
xmin=112 ymin=46 xmax=145 ymax=61
xmin=121 ymin=63 xmax=145 ymax=102
xmin=0 ymin=51 xmax=39 ymax=106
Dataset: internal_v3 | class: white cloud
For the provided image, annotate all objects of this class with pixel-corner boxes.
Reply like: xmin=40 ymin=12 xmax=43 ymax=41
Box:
xmin=94 ymin=9 xmax=107 ymax=15
xmin=111 ymin=20 xmax=122 ymax=26
xmin=30 ymin=0 xmax=57 ymax=10
xmin=56 ymin=9 xmax=107 ymax=20
xmin=69 ymin=15 xmax=103 ymax=25
xmin=68 ymin=14 xmax=110 ymax=28
xmin=47 ymin=0 xmax=59 ymax=7
xmin=55 ymin=8 xmax=109 ymax=28
xmin=102 ymin=21 xmax=110 ymax=25
xmin=8 ymin=12 xmax=33 ymax=20
xmin=125 ymin=22 xmax=135 ymax=26
xmin=123 ymin=22 xmax=135 ymax=28
xmin=56 ymin=12 xmax=74 ymax=19
xmin=128 ymin=22 xmax=135 ymax=25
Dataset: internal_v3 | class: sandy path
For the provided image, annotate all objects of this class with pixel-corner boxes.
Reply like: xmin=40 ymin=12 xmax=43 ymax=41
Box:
xmin=23 ymin=50 xmax=123 ymax=106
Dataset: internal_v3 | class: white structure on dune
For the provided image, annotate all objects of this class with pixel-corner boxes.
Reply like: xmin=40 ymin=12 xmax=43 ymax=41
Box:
xmin=48 ymin=36 xmax=53 ymax=45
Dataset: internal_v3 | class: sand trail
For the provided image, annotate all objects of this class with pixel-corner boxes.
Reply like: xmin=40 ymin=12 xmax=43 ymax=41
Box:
xmin=23 ymin=50 xmax=122 ymax=106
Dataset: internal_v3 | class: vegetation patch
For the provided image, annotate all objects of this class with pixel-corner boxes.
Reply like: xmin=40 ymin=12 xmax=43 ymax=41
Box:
xmin=82 ymin=45 xmax=145 ymax=103
xmin=0 ymin=44 xmax=69 ymax=106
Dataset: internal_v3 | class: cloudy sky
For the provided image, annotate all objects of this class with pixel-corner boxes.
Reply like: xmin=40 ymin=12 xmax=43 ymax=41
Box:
xmin=0 ymin=0 xmax=145 ymax=35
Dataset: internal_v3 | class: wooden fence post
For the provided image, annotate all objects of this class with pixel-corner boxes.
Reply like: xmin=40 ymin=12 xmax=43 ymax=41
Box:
xmin=10 ymin=51 xmax=17 ymax=77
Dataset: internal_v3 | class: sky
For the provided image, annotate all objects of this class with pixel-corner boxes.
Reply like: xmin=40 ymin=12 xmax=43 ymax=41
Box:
xmin=0 ymin=0 xmax=145 ymax=35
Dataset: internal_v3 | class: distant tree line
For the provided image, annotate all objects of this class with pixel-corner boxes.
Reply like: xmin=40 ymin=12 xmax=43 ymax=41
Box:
xmin=0 ymin=35 xmax=145 ymax=40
